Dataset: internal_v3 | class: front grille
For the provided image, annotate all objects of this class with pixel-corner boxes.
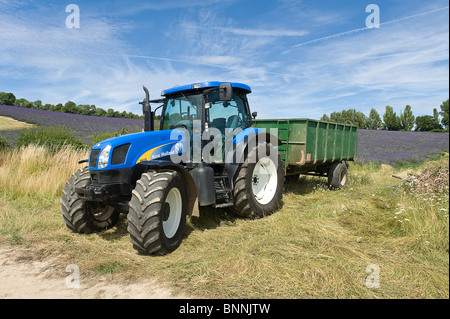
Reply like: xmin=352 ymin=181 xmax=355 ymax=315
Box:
xmin=111 ymin=143 xmax=130 ymax=165
xmin=89 ymin=149 xmax=101 ymax=168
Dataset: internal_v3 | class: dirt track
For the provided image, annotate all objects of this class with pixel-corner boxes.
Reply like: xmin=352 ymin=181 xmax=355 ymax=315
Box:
xmin=0 ymin=246 xmax=187 ymax=299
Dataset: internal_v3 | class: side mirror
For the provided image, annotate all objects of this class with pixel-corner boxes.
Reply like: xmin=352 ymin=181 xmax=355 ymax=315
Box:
xmin=252 ymin=111 xmax=257 ymax=119
xmin=219 ymin=83 xmax=232 ymax=101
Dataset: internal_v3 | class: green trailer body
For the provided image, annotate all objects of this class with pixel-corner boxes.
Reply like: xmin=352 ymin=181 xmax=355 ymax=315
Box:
xmin=253 ymin=119 xmax=358 ymax=176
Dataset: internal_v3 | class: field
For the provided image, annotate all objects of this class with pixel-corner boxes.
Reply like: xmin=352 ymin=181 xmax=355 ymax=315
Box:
xmin=0 ymin=105 xmax=144 ymax=145
xmin=0 ymin=105 xmax=449 ymax=299
xmin=357 ymin=129 xmax=449 ymax=166
xmin=1 ymin=104 xmax=449 ymax=164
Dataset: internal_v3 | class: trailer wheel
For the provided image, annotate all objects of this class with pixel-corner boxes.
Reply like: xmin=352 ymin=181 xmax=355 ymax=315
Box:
xmin=232 ymin=142 xmax=284 ymax=218
xmin=61 ymin=167 xmax=120 ymax=233
xmin=328 ymin=161 xmax=348 ymax=189
xmin=127 ymin=170 xmax=187 ymax=255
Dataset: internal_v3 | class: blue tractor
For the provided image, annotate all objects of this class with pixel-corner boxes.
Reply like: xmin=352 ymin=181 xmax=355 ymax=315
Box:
xmin=61 ymin=81 xmax=284 ymax=254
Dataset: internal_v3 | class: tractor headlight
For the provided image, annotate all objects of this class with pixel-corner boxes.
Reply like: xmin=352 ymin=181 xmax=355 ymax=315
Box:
xmin=97 ymin=145 xmax=111 ymax=169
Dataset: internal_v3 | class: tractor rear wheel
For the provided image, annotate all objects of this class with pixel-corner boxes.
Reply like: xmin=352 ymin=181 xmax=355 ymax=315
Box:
xmin=61 ymin=167 xmax=120 ymax=233
xmin=127 ymin=170 xmax=187 ymax=255
xmin=232 ymin=142 xmax=284 ymax=218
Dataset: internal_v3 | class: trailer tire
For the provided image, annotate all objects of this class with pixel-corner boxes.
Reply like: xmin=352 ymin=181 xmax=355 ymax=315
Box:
xmin=127 ymin=170 xmax=187 ymax=255
xmin=328 ymin=161 xmax=348 ymax=189
xmin=61 ymin=167 xmax=120 ymax=233
xmin=232 ymin=142 xmax=284 ymax=218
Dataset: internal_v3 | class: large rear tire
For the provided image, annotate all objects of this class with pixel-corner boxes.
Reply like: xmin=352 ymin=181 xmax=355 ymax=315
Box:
xmin=61 ymin=167 xmax=120 ymax=233
xmin=232 ymin=142 xmax=284 ymax=218
xmin=127 ymin=170 xmax=187 ymax=255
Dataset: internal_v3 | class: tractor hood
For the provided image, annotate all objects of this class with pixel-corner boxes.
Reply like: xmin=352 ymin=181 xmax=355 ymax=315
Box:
xmin=89 ymin=129 xmax=187 ymax=171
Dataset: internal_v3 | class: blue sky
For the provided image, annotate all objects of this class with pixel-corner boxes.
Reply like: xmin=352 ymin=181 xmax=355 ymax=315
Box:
xmin=0 ymin=0 xmax=448 ymax=119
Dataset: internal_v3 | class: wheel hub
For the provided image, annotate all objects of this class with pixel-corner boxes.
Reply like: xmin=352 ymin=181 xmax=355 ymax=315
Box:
xmin=251 ymin=157 xmax=278 ymax=205
xmin=88 ymin=202 xmax=115 ymax=222
xmin=162 ymin=187 xmax=183 ymax=239
xmin=162 ymin=203 xmax=171 ymax=221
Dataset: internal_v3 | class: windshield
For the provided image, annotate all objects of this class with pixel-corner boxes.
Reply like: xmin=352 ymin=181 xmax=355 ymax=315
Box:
xmin=160 ymin=93 xmax=203 ymax=130
xmin=206 ymin=91 xmax=248 ymax=134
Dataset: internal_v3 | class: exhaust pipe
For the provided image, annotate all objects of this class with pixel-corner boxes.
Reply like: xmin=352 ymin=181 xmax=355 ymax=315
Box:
xmin=140 ymin=86 xmax=154 ymax=132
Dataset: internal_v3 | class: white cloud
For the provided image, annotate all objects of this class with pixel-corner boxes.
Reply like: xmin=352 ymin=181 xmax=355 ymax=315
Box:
xmin=0 ymin=1 xmax=448 ymax=121
xmin=208 ymin=27 xmax=308 ymax=37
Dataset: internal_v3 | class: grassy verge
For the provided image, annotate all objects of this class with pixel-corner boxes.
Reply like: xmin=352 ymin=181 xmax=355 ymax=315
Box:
xmin=0 ymin=146 xmax=448 ymax=298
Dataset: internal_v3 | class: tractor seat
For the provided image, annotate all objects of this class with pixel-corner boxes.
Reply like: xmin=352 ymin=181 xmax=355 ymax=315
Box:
xmin=211 ymin=118 xmax=226 ymax=135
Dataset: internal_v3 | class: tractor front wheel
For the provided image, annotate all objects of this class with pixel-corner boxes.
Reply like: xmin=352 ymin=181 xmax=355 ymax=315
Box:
xmin=127 ymin=170 xmax=187 ymax=255
xmin=61 ymin=167 xmax=120 ymax=233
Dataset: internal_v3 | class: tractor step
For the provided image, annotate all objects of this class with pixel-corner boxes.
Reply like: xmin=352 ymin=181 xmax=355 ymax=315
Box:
xmin=214 ymin=202 xmax=234 ymax=209
xmin=214 ymin=175 xmax=229 ymax=179
xmin=215 ymin=188 xmax=232 ymax=194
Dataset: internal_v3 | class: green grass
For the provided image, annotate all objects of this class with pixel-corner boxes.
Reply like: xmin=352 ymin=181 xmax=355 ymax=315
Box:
xmin=15 ymin=125 xmax=85 ymax=152
xmin=0 ymin=116 xmax=35 ymax=131
xmin=0 ymin=133 xmax=10 ymax=151
xmin=0 ymin=146 xmax=448 ymax=298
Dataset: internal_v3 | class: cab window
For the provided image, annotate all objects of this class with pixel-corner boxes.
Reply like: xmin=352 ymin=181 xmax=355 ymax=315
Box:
xmin=206 ymin=91 xmax=248 ymax=134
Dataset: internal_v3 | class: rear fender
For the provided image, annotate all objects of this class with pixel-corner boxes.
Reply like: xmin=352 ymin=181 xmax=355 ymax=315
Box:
xmin=224 ymin=129 xmax=282 ymax=187
xmin=225 ymin=129 xmax=282 ymax=166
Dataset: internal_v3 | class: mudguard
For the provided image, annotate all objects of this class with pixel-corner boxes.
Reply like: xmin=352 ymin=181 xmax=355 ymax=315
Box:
xmin=137 ymin=160 xmax=199 ymax=217
xmin=225 ymin=127 xmax=282 ymax=165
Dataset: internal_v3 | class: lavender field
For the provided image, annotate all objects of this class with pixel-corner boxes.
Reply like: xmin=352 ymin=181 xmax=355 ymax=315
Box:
xmin=1 ymin=104 xmax=448 ymax=166
xmin=357 ymin=129 xmax=448 ymax=166
xmin=0 ymin=104 xmax=144 ymax=144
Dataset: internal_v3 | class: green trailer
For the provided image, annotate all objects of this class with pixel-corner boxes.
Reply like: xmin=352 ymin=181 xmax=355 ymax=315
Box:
xmin=253 ymin=118 xmax=358 ymax=188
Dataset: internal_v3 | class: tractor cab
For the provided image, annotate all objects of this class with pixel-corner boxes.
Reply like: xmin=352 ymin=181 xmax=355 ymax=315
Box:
xmin=157 ymin=82 xmax=253 ymax=136
xmin=146 ymin=81 xmax=254 ymax=164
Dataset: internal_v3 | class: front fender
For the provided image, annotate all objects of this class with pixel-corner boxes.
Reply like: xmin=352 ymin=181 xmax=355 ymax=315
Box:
xmin=136 ymin=160 xmax=199 ymax=217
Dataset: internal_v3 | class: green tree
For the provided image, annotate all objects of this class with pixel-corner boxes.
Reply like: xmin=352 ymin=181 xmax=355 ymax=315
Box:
xmin=32 ymin=100 xmax=42 ymax=109
xmin=324 ymin=109 xmax=367 ymax=128
xmin=329 ymin=111 xmax=342 ymax=124
xmin=433 ymin=108 xmax=440 ymax=123
xmin=62 ymin=101 xmax=77 ymax=113
xmin=365 ymin=108 xmax=382 ymax=130
xmin=78 ymin=104 xmax=92 ymax=115
xmin=14 ymin=98 xmax=32 ymax=108
xmin=415 ymin=115 xmax=442 ymax=132
xmin=399 ymin=105 xmax=415 ymax=131
xmin=0 ymin=92 xmax=16 ymax=105
xmin=95 ymin=108 xmax=107 ymax=117
xmin=344 ymin=109 xmax=367 ymax=128
xmin=106 ymin=108 xmax=116 ymax=117
xmin=383 ymin=106 xmax=401 ymax=131
xmin=53 ymin=103 xmax=63 ymax=112
xmin=439 ymin=99 xmax=449 ymax=130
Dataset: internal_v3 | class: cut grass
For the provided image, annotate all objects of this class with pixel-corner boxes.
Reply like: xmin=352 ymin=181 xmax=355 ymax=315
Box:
xmin=0 ymin=116 xmax=35 ymax=130
xmin=0 ymin=146 xmax=448 ymax=298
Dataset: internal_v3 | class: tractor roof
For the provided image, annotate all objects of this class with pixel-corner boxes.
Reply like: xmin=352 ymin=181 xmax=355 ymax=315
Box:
xmin=161 ymin=81 xmax=251 ymax=96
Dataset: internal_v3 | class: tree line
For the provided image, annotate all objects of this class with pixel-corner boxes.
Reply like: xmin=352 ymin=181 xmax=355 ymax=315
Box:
xmin=0 ymin=91 xmax=143 ymax=119
xmin=320 ymin=99 xmax=449 ymax=132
